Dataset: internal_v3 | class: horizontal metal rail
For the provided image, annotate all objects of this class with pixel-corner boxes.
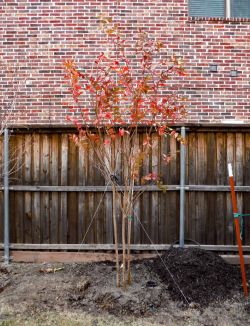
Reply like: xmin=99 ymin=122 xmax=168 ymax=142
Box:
xmin=1 ymin=243 xmax=250 ymax=252
xmin=1 ymin=185 xmax=250 ymax=192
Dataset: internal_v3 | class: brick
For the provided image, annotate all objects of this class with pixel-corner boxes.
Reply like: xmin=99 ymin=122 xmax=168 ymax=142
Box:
xmin=0 ymin=0 xmax=249 ymax=125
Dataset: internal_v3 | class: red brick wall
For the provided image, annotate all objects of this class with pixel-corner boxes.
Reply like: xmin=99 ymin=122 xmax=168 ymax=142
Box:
xmin=1 ymin=0 xmax=249 ymax=126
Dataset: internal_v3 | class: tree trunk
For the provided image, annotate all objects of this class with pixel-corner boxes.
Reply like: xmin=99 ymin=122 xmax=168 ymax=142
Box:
xmin=112 ymin=184 xmax=120 ymax=287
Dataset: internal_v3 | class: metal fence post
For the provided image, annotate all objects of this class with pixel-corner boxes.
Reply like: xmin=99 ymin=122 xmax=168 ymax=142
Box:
xmin=179 ymin=126 xmax=186 ymax=248
xmin=4 ymin=128 xmax=9 ymax=264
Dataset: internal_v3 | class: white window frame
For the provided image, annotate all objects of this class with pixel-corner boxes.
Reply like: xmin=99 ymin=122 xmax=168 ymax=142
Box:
xmin=225 ymin=0 xmax=231 ymax=18
xmin=189 ymin=0 xmax=250 ymax=18
xmin=226 ymin=0 xmax=250 ymax=18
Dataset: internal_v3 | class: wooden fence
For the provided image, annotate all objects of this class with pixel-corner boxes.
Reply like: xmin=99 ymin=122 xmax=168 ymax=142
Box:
xmin=1 ymin=126 xmax=250 ymax=247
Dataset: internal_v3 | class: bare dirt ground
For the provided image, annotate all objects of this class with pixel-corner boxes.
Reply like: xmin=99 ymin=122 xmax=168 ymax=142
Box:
xmin=1 ymin=248 xmax=250 ymax=326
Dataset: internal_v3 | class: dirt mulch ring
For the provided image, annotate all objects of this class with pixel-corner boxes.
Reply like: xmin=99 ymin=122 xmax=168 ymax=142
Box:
xmin=1 ymin=248 xmax=250 ymax=325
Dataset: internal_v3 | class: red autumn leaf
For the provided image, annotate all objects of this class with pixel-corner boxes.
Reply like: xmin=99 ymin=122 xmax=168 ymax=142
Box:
xmin=103 ymin=139 xmax=111 ymax=145
xmin=105 ymin=112 xmax=112 ymax=119
xmin=158 ymin=126 xmax=166 ymax=136
xmin=143 ymin=173 xmax=159 ymax=181
xmin=118 ymin=128 xmax=125 ymax=136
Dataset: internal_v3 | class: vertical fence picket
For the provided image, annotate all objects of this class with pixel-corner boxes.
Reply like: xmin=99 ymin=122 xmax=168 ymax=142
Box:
xmin=41 ymin=134 xmax=50 ymax=243
xmin=60 ymin=134 xmax=68 ymax=243
xmin=50 ymin=134 xmax=59 ymax=243
xmin=32 ymin=134 xmax=40 ymax=243
xmin=24 ymin=134 xmax=32 ymax=244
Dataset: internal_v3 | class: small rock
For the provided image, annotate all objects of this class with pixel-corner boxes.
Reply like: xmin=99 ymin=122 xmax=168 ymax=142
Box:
xmin=189 ymin=302 xmax=199 ymax=309
xmin=118 ymin=296 xmax=130 ymax=306
xmin=76 ymin=279 xmax=90 ymax=292
xmin=177 ymin=301 xmax=185 ymax=309
xmin=0 ymin=267 xmax=10 ymax=274
xmin=244 ymin=302 xmax=250 ymax=313
xmin=135 ymin=264 xmax=141 ymax=270
xmin=91 ymin=320 xmax=98 ymax=326
xmin=146 ymin=280 xmax=158 ymax=288
xmin=112 ymin=292 xmax=121 ymax=300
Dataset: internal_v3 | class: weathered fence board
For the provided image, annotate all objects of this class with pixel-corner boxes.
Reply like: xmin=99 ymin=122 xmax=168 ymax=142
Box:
xmin=0 ymin=127 xmax=250 ymax=246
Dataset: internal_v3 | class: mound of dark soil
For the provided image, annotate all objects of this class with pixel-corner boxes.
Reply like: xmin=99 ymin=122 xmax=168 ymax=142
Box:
xmin=146 ymin=247 xmax=243 ymax=307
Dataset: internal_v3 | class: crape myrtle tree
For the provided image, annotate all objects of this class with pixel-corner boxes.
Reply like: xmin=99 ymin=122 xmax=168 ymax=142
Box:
xmin=0 ymin=61 xmax=25 ymax=183
xmin=0 ymin=61 xmax=17 ymax=134
xmin=0 ymin=60 xmax=26 ymax=133
xmin=64 ymin=17 xmax=186 ymax=289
